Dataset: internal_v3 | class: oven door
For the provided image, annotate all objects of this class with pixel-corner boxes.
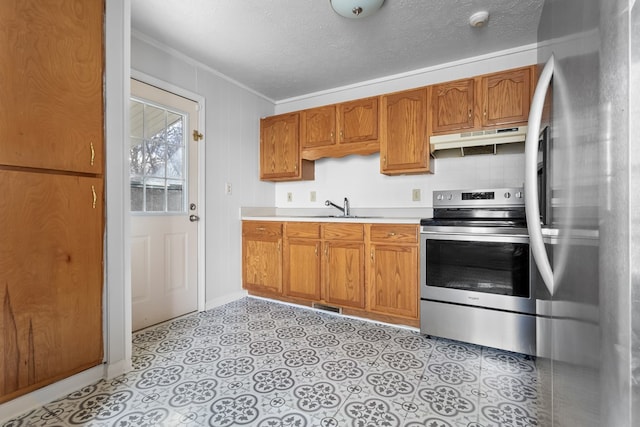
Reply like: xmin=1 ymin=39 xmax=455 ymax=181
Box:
xmin=420 ymin=229 xmax=535 ymax=315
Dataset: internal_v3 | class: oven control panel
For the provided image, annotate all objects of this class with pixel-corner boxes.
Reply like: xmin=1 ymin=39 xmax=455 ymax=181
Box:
xmin=433 ymin=188 xmax=524 ymax=207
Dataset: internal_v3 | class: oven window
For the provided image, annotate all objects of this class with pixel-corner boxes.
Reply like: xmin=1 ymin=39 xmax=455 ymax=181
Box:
xmin=426 ymin=240 xmax=530 ymax=297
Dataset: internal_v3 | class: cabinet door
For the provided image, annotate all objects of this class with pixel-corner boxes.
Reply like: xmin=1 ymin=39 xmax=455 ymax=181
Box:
xmin=0 ymin=0 xmax=104 ymax=174
xmin=0 ymin=170 xmax=103 ymax=403
xmin=284 ymin=223 xmax=321 ymax=300
xmin=242 ymin=222 xmax=283 ymax=294
xmin=431 ymin=79 xmax=475 ymax=133
xmin=285 ymin=239 xmax=321 ymax=300
xmin=337 ymin=97 xmax=379 ymax=144
xmin=481 ymin=67 xmax=532 ymax=127
xmin=260 ymin=113 xmax=306 ymax=181
xmin=380 ymin=88 xmax=430 ymax=174
xmin=323 ymin=241 xmax=365 ymax=309
xmin=369 ymin=243 xmax=418 ymax=319
xmin=301 ymin=105 xmax=337 ymax=149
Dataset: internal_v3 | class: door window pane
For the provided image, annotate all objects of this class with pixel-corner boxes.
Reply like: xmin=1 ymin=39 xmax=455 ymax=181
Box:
xmin=129 ymin=99 xmax=187 ymax=213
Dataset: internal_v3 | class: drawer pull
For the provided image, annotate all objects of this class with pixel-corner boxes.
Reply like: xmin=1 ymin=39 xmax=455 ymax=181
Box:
xmin=91 ymin=185 xmax=97 ymax=209
xmin=255 ymin=227 xmax=266 ymax=231
xmin=90 ymin=142 xmax=95 ymax=166
xmin=388 ymin=232 xmax=396 ymax=237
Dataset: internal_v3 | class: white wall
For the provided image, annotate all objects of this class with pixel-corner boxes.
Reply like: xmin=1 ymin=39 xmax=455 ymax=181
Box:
xmin=131 ymin=35 xmax=275 ymax=306
xmin=129 ymin=38 xmax=538 ymax=303
xmin=273 ymin=44 xmax=538 ymax=209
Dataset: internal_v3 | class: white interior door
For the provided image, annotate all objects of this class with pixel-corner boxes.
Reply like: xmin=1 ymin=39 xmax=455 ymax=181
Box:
xmin=130 ymin=79 xmax=200 ymax=331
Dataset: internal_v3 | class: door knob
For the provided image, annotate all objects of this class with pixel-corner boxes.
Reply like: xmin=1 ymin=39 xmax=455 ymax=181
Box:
xmin=189 ymin=214 xmax=200 ymax=222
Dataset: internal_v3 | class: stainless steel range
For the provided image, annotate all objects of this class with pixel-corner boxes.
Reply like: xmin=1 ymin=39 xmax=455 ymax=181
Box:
xmin=420 ymin=187 xmax=537 ymax=355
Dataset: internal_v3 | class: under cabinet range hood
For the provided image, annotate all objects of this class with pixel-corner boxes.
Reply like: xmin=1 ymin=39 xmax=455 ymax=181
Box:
xmin=430 ymin=126 xmax=528 ymax=157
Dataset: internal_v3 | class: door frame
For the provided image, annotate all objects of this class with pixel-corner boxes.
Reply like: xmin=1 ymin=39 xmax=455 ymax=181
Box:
xmin=130 ymin=70 xmax=206 ymax=313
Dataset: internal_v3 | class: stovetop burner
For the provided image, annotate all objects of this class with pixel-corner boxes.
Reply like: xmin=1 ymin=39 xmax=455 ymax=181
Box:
xmin=422 ymin=187 xmax=527 ymax=229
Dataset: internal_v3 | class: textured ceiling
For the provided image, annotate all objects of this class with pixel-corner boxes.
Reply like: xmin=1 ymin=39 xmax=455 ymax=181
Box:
xmin=131 ymin=0 xmax=544 ymax=101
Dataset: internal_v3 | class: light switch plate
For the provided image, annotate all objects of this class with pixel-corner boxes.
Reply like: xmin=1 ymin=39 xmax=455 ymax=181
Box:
xmin=412 ymin=189 xmax=421 ymax=202
xmin=287 ymin=192 xmax=293 ymax=202
xmin=310 ymin=191 xmax=316 ymax=202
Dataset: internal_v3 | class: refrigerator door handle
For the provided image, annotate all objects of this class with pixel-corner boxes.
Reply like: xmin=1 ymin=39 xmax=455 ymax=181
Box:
xmin=525 ymin=55 xmax=555 ymax=295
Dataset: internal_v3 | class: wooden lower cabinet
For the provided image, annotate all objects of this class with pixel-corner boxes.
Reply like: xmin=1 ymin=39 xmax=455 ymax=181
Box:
xmin=243 ymin=220 xmax=419 ymax=326
xmin=0 ymin=170 xmax=104 ymax=403
xmin=323 ymin=240 xmax=366 ymax=309
xmin=368 ymin=224 xmax=419 ymax=320
xmin=322 ymin=223 xmax=366 ymax=309
xmin=284 ymin=223 xmax=321 ymax=300
xmin=242 ymin=221 xmax=283 ymax=295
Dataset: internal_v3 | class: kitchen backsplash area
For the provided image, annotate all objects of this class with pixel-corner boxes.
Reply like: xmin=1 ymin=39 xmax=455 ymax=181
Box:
xmin=274 ymin=150 xmax=525 ymax=208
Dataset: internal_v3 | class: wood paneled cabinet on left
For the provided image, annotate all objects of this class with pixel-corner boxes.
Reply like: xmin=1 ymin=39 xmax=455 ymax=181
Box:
xmin=0 ymin=0 xmax=104 ymax=403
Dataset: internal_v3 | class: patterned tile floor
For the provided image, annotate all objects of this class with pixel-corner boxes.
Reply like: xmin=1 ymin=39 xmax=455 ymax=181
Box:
xmin=3 ymin=297 xmax=539 ymax=426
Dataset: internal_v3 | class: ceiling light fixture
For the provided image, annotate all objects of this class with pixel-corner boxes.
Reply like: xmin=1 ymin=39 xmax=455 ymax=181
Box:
xmin=330 ymin=0 xmax=385 ymax=19
xmin=469 ymin=11 xmax=490 ymax=27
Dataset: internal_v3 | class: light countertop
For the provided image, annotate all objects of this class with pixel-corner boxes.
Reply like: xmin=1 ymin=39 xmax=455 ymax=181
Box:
xmin=240 ymin=207 xmax=433 ymax=224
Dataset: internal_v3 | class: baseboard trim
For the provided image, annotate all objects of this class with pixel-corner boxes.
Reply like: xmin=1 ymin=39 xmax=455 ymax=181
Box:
xmin=0 ymin=365 xmax=105 ymax=424
xmin=204 ymin=290 xmax=247 ymax=311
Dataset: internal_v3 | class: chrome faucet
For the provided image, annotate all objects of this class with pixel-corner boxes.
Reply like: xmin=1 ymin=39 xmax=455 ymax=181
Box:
xmin=325 ymin=198 xmax=350 ymax=216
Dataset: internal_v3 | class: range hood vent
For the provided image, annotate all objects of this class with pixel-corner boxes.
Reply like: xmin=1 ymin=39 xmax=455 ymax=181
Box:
xmin=430 ymin=126 xmax=527 ymax=157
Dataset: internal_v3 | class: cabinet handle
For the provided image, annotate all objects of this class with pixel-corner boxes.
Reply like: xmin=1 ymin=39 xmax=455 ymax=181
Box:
xmin=483 ymin=109 xmax=487 ymax=116
xmin=256 ymin=227 xmax=266 ymax=231
xmin=330 ymin=131 xmax=334 ymax=139
xmin=90 ymin=142 xmax=95 ymax=166
xmin=315 ymin=245 xmax=318 ymax=256
xmin=387 ymin=232 xmax=396 ymax=237
xmin=277 ymin=242 xmax=281 ymax=251
xmin=383 ymin=156 xmax=387 ymax=166
xmin=468 ymin=108 xmax=472 ymax=119
xmin=340 ymin=130 xmax=343 ymax=138
xmin=324 ymin=246 xmax=328 ymax=257
xmin=371 ymin=250 xmax=374 ymax=261
xmin=91 ymin=185 xmax=97 ymax=209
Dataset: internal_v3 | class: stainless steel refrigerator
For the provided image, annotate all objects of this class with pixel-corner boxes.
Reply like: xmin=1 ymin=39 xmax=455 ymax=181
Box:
xmin=527 ymin=0 xmax=640 ymax=425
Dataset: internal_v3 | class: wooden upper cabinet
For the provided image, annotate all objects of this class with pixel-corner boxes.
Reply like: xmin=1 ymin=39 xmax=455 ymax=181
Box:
xmin=301 ymin=105 xmax=337 ymax=149
xmin=431 ymin=66 xmax=535 ymax=135
xmin=431 ymin=78 xmax=475 ymax=134
xmin=481 ymin=67 xmax=533 ymax=127
xmin=380 ymin=88 xmax=431 ymax=175
xmin=0 ymin=0 xmax=104 ymax=174
xmin=301 ymin=97 xmax=380 ymax=160
xmin=260 ymin=113 xmax=314 ymax=181
xmin=337 ymin=97 xmax=378 ymax=144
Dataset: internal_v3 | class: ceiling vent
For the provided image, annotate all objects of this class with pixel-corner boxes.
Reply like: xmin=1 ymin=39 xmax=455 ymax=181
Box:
xmin=430 ymin=126 xmax=528 ymax=157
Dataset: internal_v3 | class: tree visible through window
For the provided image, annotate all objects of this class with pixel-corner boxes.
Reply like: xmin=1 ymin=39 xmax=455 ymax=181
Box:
xmin=129 ymin=99 xmax=187 ymax=212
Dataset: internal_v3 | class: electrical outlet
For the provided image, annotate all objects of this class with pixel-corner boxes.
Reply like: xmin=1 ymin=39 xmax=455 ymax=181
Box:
xmin=310 ymin=191 xmax=316 ymax=202
xmin=225 ymin=182 xmax=232 ymax=195
xmin=287 ymin=192 xmax=293 ymax=202
xmin=412 ymin=188 xmax=421 ymax=202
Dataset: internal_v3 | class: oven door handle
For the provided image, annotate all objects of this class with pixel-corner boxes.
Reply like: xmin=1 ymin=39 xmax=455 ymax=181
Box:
xmin=422 ymin=232 xmax=529 ymax=244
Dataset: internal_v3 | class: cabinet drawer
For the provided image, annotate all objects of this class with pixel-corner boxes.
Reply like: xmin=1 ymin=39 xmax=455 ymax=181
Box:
xmin=323 ymin=223 xmax=364 ymax=241
xmin=242 ymin=221 xmax=282 ymax=238
xmin=370 ymin=224 xmax=418 ymax=243
xmin=286 ymin=222 xmax=321 ymax=238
